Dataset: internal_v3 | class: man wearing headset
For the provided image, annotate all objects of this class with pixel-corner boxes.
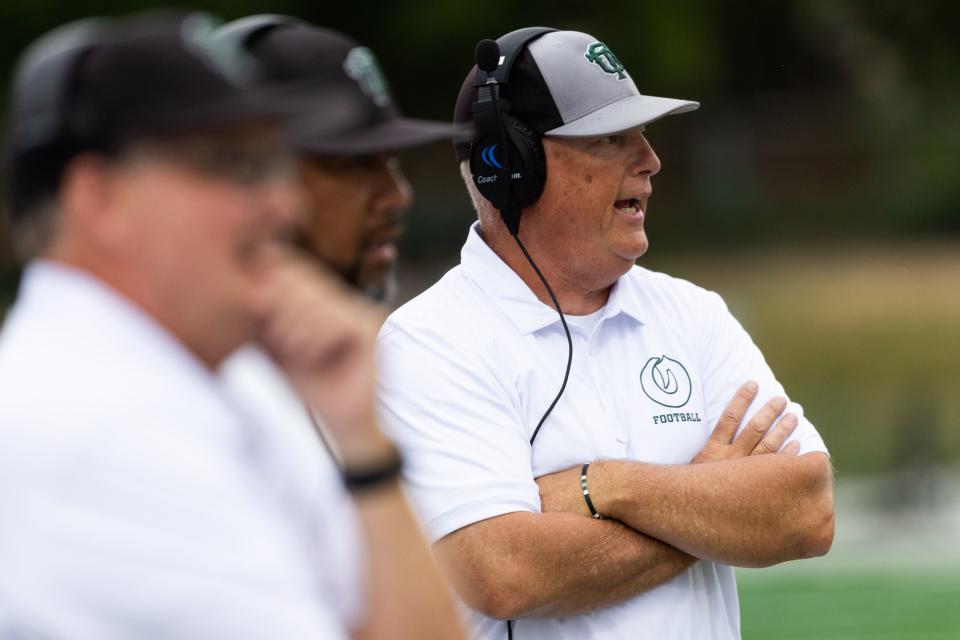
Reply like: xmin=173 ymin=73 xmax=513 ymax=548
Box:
xmin=0 ymin=12 xmax=463 ymax=640
xmin=377 ymin=28 xmax=834 ymax=639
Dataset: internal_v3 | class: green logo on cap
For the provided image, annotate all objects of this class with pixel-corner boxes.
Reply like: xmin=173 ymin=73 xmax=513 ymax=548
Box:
xmin=343 ymin=47 xmax=391 ymax=107
xmin=584 ymin=41 xmax=627 ymax=80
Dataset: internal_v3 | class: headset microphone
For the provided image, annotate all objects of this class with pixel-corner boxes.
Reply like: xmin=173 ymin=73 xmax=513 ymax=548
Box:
xmin=469 ymin=29 xmax=548 ymax=237
xmin=474 ymin=38 xmax=500 ymax=74
xmin=471 ymin=38 xmax=519 ymax=234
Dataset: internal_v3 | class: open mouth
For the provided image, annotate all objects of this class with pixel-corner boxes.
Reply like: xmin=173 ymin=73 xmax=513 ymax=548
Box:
xmin=614 ymin=197 xmax=643 ymax=216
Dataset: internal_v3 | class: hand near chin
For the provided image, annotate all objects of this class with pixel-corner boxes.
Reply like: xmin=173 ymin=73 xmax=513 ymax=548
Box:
xmin=255 ymin=248 xmax=391 ymax=462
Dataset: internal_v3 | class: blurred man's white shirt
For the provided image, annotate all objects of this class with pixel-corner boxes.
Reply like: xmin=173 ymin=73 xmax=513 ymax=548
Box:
xmin=0 ymin=261 xmax=363 ymax=639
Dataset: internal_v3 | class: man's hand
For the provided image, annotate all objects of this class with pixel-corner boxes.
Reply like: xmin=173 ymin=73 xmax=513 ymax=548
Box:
xmin=568 ymin=381 xmax=833 ymax=567
xmin=692 ymin=381 xmax=800 ymax=463
xmin=253 ymin=250 xmax=467 ymax=640
xmin=255 ymin=249 xmax=391 ymax=463
xmin=537 ymin=381 xmax=800 ymax=518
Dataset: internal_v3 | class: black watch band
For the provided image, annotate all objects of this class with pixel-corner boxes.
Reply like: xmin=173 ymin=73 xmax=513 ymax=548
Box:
xmin=342 ymin=449 xmax=404 ymax=493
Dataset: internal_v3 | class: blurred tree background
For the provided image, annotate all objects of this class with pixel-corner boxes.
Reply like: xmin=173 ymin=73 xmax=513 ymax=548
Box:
xmin=1 ymin=2 xmax=959 ymax=637
xmin=0 ymin=0 xmax=960 ymax=472
xmin=4 ymin=0 xmax=956 ymax=474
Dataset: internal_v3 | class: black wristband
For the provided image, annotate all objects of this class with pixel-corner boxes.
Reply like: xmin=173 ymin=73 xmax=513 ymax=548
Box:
xmin=342 ymin=449 xmax=404 ymax=493
xmin=580 ymin=462 xmax=602 ymax=519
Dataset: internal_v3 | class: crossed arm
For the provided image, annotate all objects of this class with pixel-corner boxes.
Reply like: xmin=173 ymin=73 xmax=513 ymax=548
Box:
xmin=435 ymin=510 xmax=696 ymax=620
xmin=585 ymin=451 xmax=833 ymax=568
xmin=434 ymin=383 xmax=835 ymax=620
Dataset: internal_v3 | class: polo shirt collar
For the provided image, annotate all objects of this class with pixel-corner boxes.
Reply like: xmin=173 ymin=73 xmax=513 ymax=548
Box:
xmin=459 ymin=222 xmax=645 ymax=336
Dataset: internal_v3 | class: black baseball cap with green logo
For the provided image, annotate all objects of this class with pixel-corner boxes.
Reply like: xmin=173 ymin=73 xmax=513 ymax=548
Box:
xmin=453 ymin=30 xmax=699 ymax=160
xmin=5 ymin=11 xmax=349 ymax=219
xmin=232 ymin=19 xmax=464 ymax=155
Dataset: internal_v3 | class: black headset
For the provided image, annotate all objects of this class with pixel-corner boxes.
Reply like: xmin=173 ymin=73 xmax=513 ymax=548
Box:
xmin=469 ymin=28 xmax=571 ymax=456
xmin=470 ymin=30 xmax=573 ymax=640
xmin=469 ymin=27 xmax=554 ymax=236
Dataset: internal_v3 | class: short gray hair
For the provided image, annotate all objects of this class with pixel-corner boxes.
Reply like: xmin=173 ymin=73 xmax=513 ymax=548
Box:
xmin=458 ymin=160 xmax=498 ymax=228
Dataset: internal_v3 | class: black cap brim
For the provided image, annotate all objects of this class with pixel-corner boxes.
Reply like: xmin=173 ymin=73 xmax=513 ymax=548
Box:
xmin=290 ymin=115 xmax=471 ymax=156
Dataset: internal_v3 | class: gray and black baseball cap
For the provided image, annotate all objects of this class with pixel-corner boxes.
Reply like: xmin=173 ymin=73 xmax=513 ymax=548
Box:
xmin=234 ymin=19 xmax=464 ymax=155
xmin=454 ymin=29 xmax=699 ymax=160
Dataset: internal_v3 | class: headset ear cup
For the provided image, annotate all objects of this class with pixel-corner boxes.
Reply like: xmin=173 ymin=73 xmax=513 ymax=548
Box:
xmin=504 ymin=116 xmax=546 ymax=207
xmin=469 ymin=116 xmax=546 ymax=213
xmin=470 ymin=134 xmax=508 ymax=210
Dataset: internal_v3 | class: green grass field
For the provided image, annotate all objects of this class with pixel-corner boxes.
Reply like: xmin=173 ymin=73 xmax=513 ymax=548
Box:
xmin=736 ymin=467 xmax=960 ymax=639
xmin=739 ymin=569 xmax=960 ymax=639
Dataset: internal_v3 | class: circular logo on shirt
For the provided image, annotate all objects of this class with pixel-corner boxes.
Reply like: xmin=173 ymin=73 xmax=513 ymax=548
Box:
xmin=640 ymin=355 xmax=692 ymax=408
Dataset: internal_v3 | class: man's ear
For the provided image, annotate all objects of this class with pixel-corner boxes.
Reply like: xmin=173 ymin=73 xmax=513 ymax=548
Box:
xmin=59 ymin=152 xmax=129 ymax=250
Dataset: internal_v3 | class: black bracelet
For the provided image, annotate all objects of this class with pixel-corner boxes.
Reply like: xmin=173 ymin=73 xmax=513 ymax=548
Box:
xmin=580 ymin=462 xmax=602 ymax=519
xmin=342 ymin=449 xmax=404 ymax=493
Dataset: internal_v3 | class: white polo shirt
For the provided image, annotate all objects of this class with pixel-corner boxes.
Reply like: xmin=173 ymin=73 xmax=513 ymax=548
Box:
xmin=378 ymin=223 xmax=827 ymax=640
xmin=0 ymin=262 xmax=363 ymax=639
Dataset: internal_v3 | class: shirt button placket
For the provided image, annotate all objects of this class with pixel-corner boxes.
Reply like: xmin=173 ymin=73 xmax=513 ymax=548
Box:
xmin=586 ymin=336 xmax=629 ymax=448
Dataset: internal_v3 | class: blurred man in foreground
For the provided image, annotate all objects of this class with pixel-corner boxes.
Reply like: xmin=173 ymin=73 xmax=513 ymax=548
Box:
xmin=378 ymin=28 xmax=834 ymax=639
xmin=0 ymin=12 xmax=463 ymax=639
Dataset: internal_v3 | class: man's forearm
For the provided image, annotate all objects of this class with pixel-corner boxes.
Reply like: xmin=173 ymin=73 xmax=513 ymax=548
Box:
xmin=591 ymin=452 xmax=834 ymax=568
xmin=351 ymin=482 xmax=466 ymax=640
xmin=434 ymin=511 xmax=695 ymax=621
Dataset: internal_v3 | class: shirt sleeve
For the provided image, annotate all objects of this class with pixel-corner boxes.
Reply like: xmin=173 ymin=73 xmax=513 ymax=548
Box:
xmin=697 ymin=291 xmax=828 ymax=456
xmin=378 ymin=324 xmax=541 ymax=542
